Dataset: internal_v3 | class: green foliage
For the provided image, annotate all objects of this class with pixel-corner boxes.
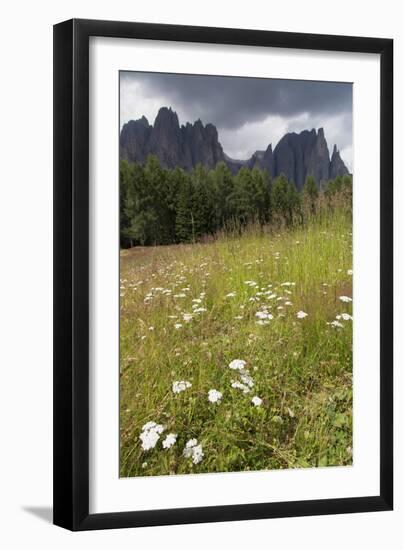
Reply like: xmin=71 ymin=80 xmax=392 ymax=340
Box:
xmin=324 ymin=174 xmax=352 ymax=197
xmin=271 ymin=174 xmax=301 ymax=225
xmin=120 ymin=157 xmax=351 ymax=247
xmin=302 ymin=175 xmax=319 ymax=215
xmin=120 ymin=208 xmax=353 ymax=476
xmin=175 ymin=171 xmax=195 ymax=243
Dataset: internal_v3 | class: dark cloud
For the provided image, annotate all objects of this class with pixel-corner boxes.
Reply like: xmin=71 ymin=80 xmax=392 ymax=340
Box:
xmin=120 ymin=71 xmax=352 ymax=130
xmin=120 ymin=71 xmax=353 ymax=169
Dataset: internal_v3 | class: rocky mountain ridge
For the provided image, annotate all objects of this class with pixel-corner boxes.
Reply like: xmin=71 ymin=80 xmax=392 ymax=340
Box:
xmin=120 ymin=107 xmax=350 ymax=189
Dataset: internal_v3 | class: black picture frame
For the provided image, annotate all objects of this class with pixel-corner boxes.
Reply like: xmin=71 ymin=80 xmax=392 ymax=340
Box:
xmin=53 ymin=18 xmax=393 ymax=531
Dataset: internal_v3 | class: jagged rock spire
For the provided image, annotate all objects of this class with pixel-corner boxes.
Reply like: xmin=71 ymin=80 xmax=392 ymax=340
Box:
xmin=120 ymin=107 xmax=350 ymax=185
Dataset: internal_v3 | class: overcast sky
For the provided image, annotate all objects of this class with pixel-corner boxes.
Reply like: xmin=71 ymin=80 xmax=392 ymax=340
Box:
xmin=120 ymin=71 xmax=353 ymax=170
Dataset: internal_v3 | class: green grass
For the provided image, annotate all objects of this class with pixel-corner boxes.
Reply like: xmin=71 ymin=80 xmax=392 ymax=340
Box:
xmin=120 ymin=208 xmax=353 ymax=477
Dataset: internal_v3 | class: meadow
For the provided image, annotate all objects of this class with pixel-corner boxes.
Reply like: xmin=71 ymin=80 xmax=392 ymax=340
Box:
xmin=120 ymin=206 xmax=353 ymax=477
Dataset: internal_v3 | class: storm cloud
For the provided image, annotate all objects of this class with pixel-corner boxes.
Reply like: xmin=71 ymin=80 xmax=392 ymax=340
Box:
xmin=120 ymin=71 xmax=353 ymax=169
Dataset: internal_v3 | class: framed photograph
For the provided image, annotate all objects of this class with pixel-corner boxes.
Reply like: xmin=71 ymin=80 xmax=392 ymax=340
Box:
xmin=53 ymin=19 xmax=393 ymax=530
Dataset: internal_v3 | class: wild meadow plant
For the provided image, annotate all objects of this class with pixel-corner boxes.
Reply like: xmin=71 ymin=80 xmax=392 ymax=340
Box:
xmin=120 ymin=204 xmax=353 ymax=477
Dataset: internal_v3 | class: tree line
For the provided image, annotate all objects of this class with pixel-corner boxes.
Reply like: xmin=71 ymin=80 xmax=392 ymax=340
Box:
xmin=120 ymin=155 xmax=352 ymax=247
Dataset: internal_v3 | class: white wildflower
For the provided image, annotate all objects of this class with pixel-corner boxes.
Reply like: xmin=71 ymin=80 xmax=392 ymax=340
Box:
xmin=296 ymin=310 xmax=308 ymax=319
xmin=139 ymin=421 xmax=165 ymax=451
xmin=228 ymin=359 xmax=246 ymax=371
xmin=162 ymin=433 xmax=177 ymax=449
xmin=208 ymin=389 xmax=223 ymax=403
xmin=183 ymin=439 xmax=204 ymax=464
xmin=226 ymin=292 xmax=236 ymax=298
xmin=172 ymin=380 xmax=192 ymax=394
xmin=193 ymin=307 xmax=207 ymax=314
xmin=251 ymin=396 xmax=263 ymax=407
xmin=231 ymin=381 xmax=251 ymax=394
xmin=347 ymin=269 xmax=353 ymax=276
xmin=240 ymin=373 xmax=254 ymax=388
xmin=255 ymin=311 xmax=273 ymax=320
xmin=182 ymin=313 xmax=193 ymax=322
xmin=340 ymin=313 xmax=353 ymax=321
xmin=329 ymin=320 xmax=344 ymax=328
xmin=339 ymin=296 xmax=353 ymax=303
xmin=174 ymin=323 xmax=183 ymax=329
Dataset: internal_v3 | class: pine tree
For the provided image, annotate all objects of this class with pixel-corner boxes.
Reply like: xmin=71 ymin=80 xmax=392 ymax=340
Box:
xmin=302 ymin=175 xmax=318 ymax=215
xmin=271 ymin=174 xmax=289 ymax=223
xmin=175 ymin=174 xmax=194 ymax=243
xmin=191 ymin=165 xmax=211 ymax=239
xmin=210 ymin=162 xmax=235 ymax=230
xmin=287 ymin=180 xmax=302 ymax=224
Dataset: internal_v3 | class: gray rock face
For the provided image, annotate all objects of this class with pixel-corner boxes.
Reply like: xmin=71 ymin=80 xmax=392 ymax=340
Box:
xmin=248 ymin=144 xmax=275 ymax=175
xmin=120 ymin=107 xmax=225 ymax=170
xmin=273 ymin=128 xmax=332 ymax=190
xmin=329 ymin=144 xmax=349 ymax=179
xmin=120 ymin=115 xmax=152 ymax=163
xmin=120 ymin=107 xmax=350 ymax=186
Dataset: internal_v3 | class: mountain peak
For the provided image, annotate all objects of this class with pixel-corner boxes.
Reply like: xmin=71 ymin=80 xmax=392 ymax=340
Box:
xmin=120 ymin=111 xmax=350 ymax=184
xmin=154 ymin=106 xmax=179 ymax=126
xmin=330 ymin=144 xmax=349 ymax=179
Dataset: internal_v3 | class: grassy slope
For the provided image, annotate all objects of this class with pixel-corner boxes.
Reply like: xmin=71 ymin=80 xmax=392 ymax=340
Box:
xmin=120 ymin=209 xmax=353 ymax=477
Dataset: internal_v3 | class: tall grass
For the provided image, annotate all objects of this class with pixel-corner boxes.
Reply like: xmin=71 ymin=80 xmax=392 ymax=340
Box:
xmin=120 ymin=204 xmax=352 ymax=476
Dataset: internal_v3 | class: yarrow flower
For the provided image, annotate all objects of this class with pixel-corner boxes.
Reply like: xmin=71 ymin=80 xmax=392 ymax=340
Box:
xmin=193 ymin=307 xmax=207 ymax=314
xmin=162 ymin=433 xmax=177 ymax=449
xmin=336 ymin=313 xmax=353 ymax=321
xmin=208 ymin=389 xmax=223 ymax=403
xmin=226 ymin=292 xmax=236 ymax=298
xmin=139 ymin=421 xmax=165 ymax=451
xmin=251 ymin=396 xmax=263 ymax=407
xmin=296 ymin=310 xmax=308 ymax=319
xmin=329 ymin=320 xmax=344 ymax=328
xmin=240 ymin=373 xmax=254 ymax=388
xmin=174 ymin=323 xmax=183 ymax=329
xmin=228 ymin=359 xmax=246 ymax=371
xmin=339 ymin=296 xmax=353 ymax=303
xmin=347 ymin=269 xmax=353 ymax=276
xmin=255 ymin=311 xmax=273 ymax=320
xmin=182 ymin=313 xmax=193 ymax=322
xmin=183 ymin=438 xmax=204 ymax=464
xmin=231 ymin=381 xmax=251 ymax=394
xmin=172 ymin=380 xmax=192 ymax=394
